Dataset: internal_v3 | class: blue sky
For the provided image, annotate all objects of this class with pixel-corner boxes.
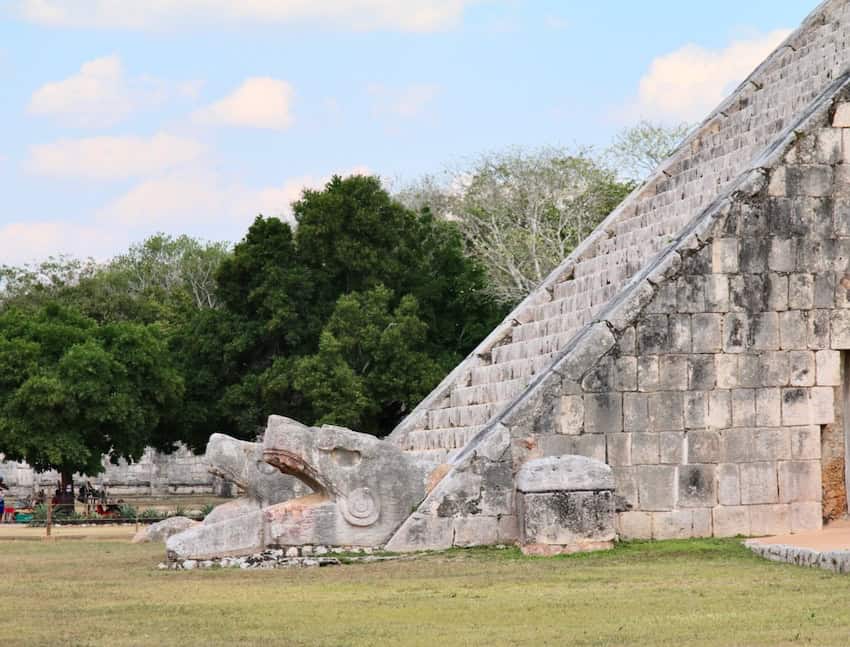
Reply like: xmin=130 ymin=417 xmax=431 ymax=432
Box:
xmin=0 ymin=1 xmax=816 ymax=264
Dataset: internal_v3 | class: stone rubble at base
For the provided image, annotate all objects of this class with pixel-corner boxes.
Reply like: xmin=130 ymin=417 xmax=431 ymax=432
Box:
xmin=161 ymin=545 xmax=403 ymax=570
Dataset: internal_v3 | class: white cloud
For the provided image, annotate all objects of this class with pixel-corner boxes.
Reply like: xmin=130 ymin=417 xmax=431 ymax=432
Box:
xmin=0 ymin=221 xmax=122 ymax=264
xmin=369 ymin=83 xmax=440 ymax=119
xmin=620 ymin=29 xmax=791 ymax=123
xmin=13 ymin=0 xmax=477 ymax=32
xmin=28 ymin=55 xmax=202 ymax=127
xmin=97 ymin=165 xmax=372 ymax=232
xmin=193 ymin=78 xmax=295 ymax=130
xmin=26 ymin=133 xmax=206 ymax=180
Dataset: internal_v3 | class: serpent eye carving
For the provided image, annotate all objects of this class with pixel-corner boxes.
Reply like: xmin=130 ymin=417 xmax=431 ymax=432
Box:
xmin=331 ymin=448 xmax=361 ymax=467
xmin=341 ymin=487 xmax=379 ymax=526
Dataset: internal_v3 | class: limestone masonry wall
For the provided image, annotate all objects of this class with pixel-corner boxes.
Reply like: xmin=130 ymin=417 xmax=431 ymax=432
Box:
xmin=0 ymin=445 xmax=218 ymax=499
xmin=391 ymin=0 xmax=850 ymax=465
xmin=388 ymin=45 xmax=850 ymax=550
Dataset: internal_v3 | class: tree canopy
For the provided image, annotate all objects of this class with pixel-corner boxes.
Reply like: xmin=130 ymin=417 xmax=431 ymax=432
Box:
xmin=0 ymin=303 xmax=183 ymax=482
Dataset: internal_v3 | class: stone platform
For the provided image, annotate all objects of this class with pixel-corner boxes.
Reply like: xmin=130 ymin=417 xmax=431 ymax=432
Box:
xmin=746 ymin=520 xmax=850 ymax=573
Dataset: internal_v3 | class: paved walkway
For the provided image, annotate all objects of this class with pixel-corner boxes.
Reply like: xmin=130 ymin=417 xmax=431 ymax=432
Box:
xmin=748 ymin=519 xmax=850 ymax=551
xmin=746 ymin=520 xmax=850 ymax=573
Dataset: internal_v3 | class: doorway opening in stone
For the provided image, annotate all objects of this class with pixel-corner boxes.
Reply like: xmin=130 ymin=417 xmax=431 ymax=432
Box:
xmin=823 ymin=351 xmax=849 ymax=522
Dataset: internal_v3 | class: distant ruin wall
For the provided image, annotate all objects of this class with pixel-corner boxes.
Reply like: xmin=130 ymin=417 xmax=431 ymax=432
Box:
xmin=0 ymin=444 xmax=225 ymax=499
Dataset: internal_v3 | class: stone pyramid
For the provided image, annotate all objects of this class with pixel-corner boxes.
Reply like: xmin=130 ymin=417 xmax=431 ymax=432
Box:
xmin=380 ymin=0 xmax=850 ymax=549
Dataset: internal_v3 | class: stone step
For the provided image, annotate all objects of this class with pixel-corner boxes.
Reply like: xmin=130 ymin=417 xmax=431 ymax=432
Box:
xmin=492 ymin=331 xmax=576 ymax=364
xmin=448 ymin=378 xmax=529 ymax=408
xmin=403 ymin=426 xmax=484 ymax=452
xmin=426 ymin=402 xmax=503 ymax=429
xmin=469 ymin=354 xmax=553 ymax=386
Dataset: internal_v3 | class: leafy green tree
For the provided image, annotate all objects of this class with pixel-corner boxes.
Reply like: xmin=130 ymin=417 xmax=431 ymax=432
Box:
xmin=181 ymin=175 xmax=504 ymax=443
xmin=288 ymin=286 xmax=445 ymax=434
xmin=0 ymin=303 xmax=183 ymax=486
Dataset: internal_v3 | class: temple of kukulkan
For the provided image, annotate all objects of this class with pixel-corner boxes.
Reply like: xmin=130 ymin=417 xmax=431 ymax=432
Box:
xmin=167 ymin=0 xmax=850 ymax=560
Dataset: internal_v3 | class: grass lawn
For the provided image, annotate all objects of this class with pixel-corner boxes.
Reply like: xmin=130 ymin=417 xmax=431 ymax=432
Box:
xmin=2 ymin=536 xmax=850 ymax=646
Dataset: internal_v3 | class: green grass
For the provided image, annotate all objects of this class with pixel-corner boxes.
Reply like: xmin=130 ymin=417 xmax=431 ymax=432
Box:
xmin=2 ymin=537 xmax=850 ymax=646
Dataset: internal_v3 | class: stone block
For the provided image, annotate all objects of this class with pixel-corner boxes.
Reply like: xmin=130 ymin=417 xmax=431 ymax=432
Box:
xmin=617 ymin=511 xmax=652 ymax=540
xmin=712 ymin=238 xmax=739 ymax=273
xmin=692 ymin=508 xmax=713 ymax=537
xmin=831 ymin=310 xmax=850 ymax=348
xmin=750 ymin=428 xmax=791 ymax=462
xmin=623 ymin=393 xmax=649 ymax=432
xmin=692 ymin=314 xmax=722 ymax=353
xmin=637 ymin=355 xmax=660 ymax=392
xmin=684 ymin=391 xmax=708 ymax=429
xmin=781 ymin=388 xmax=810 ymax=426
xmin=731 ymin=389 xmax=756 ymax=427
xmin=637 ymin=465 xmax=676 ymax=511
xmin=737 ymin=354 xmax=760 ymax=388
xmin=612 ymin=467 xmax=637 ymax=509
xmin=658 ymin=355 xmax=689 ymax=391
xmin=705 ymin=274 xmax=730 ymax=312
xmin=768 ymin=238 xmax=797 ymax=272
xmin=708 ymin=390 xmax=731 ymax=428
xmin=789 ymin=426 xmax=821 ymax=460
xmin=688 ymin=355 xmax=716 ymax=391
xmin=717 ymin=463 xmax=740 ymax=506
xmin=677 ymin=275 xmax=706 ymax=313
xmin=712 ymin=506 xmax=751 ymax=537
xmin=687 ymin=430 xmax=721 ymax=463
xmin=788 ymin=274 xmax=815 ymax=310
xmin=723 ymin=313 xmax=749 ymax=353
xmin=559 ymin=395 xmax=584 ymax=435
xmin=788 ymin=351 xmax=815 ymax=386
xmin=790 ymin=502 xmax=822 ymax=533
xmin=584 ymin=393 xmax=622 ymax=434
xmin=631 ymin=433 xmax=659 ymax=465
xmin=767 ymin=274 xmax=789 ymax=311
xmin=740 ymin=462 xmax=778 ymax=505
xmin=659 ymin=432 xmax=684 ymax=464
xmin=750 ymin=312 xmax=780 ymax=351
xmin=759 ymin=351 xmax=789 ymax=386
xmin=778 ymin=461 xmax=822 ymax=503
xmin=755 ymin=388 xmax=782 ymax=426
xmin=638 ymin=315 xmax=669 ymax=355
xmin=715 ymin=355 xmax=738 ymax=389
xmin=518 ymin=491 xmax=615 ymax=555
xmin=669 ymin=315 xmax=692 ymax=353
xmin=652 ymin=510 xmax=696 ymax=540
xmin=811 ymin=386 xmax=835 ymax=425
xmin=678 ymin=464 xmax=717 ymax=508
xmin=606 ymin=433 xmax=631 ymax=467
xmin=779 ymin=311 xmax=808 ymax=350
xmin=647 ymin=391 xmax=684 ymax=431
xmin=816 ymin=350 xmax=841 ymax=386
xmin=453 ymin=516 xmax=500 ymax=547
xmin=749 ymin=504 xmax=792 ymax=536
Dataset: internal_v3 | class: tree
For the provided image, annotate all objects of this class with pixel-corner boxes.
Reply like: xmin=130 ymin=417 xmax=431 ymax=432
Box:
xmin=415 ymin=148 xmax=634 ymax=304
xmin=607 ymin=120 xmax=691 ymax=182
xmin=0 ymin=234 xmax=230 ymax=326
xmin=0 ymin=303 xmax=183 ymax=486
xmin=288 ymin=286 xmax=445 ymax=434
xmin=179 ymin=175 xmax=505 ymax=443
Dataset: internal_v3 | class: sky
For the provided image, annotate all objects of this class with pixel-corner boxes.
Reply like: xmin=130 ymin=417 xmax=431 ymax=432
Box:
xmin=0 ymin=0 xmax=818 ymax=264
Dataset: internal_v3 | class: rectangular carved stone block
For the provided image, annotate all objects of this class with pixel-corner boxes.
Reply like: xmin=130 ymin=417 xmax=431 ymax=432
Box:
xmin=518 ymin=491 xmax=615 ymax=554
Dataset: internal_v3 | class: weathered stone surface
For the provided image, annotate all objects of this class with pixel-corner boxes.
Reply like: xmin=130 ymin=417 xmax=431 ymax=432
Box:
xmin=132 ymin=516 xmax=199 ymax=544
xmin=169 ymin=416 xmax=434 ymax=559
xmin=518 ymin=490 xmax=615 ymax=554
xmin=516 ymin=455 xmax=614 ymax=493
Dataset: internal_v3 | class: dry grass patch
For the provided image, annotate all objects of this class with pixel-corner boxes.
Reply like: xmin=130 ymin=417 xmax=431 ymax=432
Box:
xmin=2 ymin=538 xmax=849 ymax=646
